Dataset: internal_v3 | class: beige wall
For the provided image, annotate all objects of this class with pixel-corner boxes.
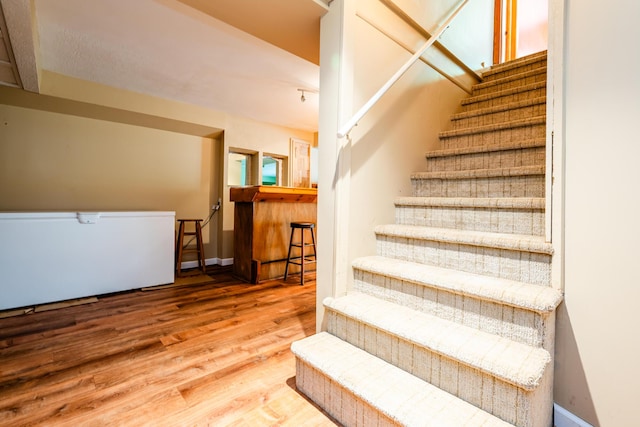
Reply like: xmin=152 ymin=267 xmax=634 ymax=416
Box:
xmin=553 ymin=0 xmax=640 ymax=425
xmin=0 ymin=103 xmax=215 ymax=213
xmin=0 ymin=100 xmax=221 ymax=259
xmin=0 ymin=74 xmax=314 ymax=264
xmin=39 ymin=71 xmax=227 ymax=133
xmin=316 ymin=0 xmax=493 ymax=328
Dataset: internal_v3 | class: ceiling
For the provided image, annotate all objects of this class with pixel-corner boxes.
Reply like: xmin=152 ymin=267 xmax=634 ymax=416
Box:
xmin=1 ymin=0 xmax=329 ymax=132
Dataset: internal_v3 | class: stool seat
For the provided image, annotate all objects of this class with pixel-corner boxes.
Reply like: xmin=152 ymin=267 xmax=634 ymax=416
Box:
xmin=291 ymin=222 xmax=315 ymax=228
xmin=284 ymin=222 xmax=317 ymax=286
xmin=175 ymin=219 xmax=206 ymax=277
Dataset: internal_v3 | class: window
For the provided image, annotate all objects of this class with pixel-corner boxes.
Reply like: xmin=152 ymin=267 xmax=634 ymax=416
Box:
xmin=228 ymin=151 xmax=255 ymax=186
xmin=262 ymin=155 xmax=285 ymax=186
xmin=228 ymin=149 xmax=288 ymax=187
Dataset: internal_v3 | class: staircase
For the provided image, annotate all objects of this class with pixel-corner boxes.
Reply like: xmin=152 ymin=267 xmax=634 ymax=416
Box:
xmin=292 ymin=51 xmax=562 ymax=427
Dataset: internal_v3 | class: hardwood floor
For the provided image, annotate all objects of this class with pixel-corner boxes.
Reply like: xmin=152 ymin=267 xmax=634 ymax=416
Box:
xmin=0 ymin=267 xmax=339 ymax=426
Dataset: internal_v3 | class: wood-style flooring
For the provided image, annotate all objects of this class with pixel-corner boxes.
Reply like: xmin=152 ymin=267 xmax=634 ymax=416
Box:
xmin=0 ymin=267 xmax=338 ymax=426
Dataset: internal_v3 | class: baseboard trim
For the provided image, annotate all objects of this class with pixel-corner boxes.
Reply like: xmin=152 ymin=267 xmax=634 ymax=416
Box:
xmin=180 ymin=257 xmax=233 ymax=269
xmin=554 ymin=403 xmax=594 ymax=427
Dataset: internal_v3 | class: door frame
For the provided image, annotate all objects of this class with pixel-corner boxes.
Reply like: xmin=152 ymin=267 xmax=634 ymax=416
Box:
xmin=493 ymin=0 xmax=518 ymax=64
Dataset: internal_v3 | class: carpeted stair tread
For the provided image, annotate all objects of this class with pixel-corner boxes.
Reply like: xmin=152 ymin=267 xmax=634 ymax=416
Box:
xmin=473 ymin=68 xmax=546 ymax=93
xmin=461 ymin=81 xmax=546 ymax=107
xmin=411 ymin=165 xmax=544 ymax=180
xmin=439 ymin=116 xmax=545 ymax=139
xmin=451 ymin=98 xmax=546 ymax=121
xmin=323 ymin=293 xmax=551 ymax=390
xmin=374 ymin=224 xmax=553 ymax=255
xmin=394 ymin=196 xmax=544 ymax=209
xmin=292 ymin=332 xmax=515 ymax=427
xmin=352 ymin=255 xmax=562 ymax=313
xmin=426 ymin=139 xmax=545 ymax=158
xmin=482 ymin=51 xmax=547 ymax=79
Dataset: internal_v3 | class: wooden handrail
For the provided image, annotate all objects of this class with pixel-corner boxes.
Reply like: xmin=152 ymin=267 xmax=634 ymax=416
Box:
xmin=337 ymin=0 xmax=470 ymax=139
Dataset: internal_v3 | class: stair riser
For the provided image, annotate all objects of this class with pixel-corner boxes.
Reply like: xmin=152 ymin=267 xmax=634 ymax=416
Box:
xmin=395 ymin=205 xmax=544 ymax=236
xmin=483 ymin=60 xmax=547 ymax=82
xmin=411 ymin=175 xmax=545 ymax=198
xmin=427 ymin=146 xmax=545 ymax=172
xmin=462 ymin=87 xmax=546 ymax=113
xmin=326 ymin=311 xmax=551 ymax=427
xmin=375 ymin=235 xmax=551 ymax=285
xmin=295 ymin=359 xmax=399 ymax=427
xmin=452 ymin=103 xmax=546 ymax=129
xmin=473 ymin=71 xmax=547 ymax=96
xmin=353 ymin=270 xmax=555 ymax=348
xmin=441 ymin=123 xmax=546 ymax=149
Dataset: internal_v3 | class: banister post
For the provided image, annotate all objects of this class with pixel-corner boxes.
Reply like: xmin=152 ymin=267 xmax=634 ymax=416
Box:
xmin=316 ymin=0 xmax=356 ymax=332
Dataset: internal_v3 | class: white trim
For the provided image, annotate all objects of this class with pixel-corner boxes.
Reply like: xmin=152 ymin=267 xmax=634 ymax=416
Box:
xmin=179 ymin=257 xmax=233 ymax=269
xmin=548 ymin=0 xmax=566 ymax=292
xmin=554 ymin=404 xmax=594 ymax=427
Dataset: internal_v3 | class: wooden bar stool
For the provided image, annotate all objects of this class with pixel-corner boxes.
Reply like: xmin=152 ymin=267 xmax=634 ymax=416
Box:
xmin=175 ymin=219 xmax=206 ymax=277
xmin=284 ymin=222 xmax=317 ymax=286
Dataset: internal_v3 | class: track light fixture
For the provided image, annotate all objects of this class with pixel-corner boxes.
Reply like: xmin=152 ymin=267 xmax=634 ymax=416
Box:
xmin=298 ymin=88 xmax=306 ymax=103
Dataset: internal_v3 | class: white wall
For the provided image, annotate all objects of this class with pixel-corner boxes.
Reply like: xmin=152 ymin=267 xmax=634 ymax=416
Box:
xmin=553 ymin=0 xmax=640 ymax=425
xmin=316 ymin=0 xmax=493 ymax=329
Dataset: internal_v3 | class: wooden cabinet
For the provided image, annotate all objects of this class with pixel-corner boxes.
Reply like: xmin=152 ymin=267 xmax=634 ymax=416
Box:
xmin=230 ymin=186 xmax=317 ymax=283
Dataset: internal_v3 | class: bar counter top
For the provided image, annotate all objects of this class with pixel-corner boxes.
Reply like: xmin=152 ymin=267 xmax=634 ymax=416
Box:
xmin=229 ymin=186 xmax=317 ymax=203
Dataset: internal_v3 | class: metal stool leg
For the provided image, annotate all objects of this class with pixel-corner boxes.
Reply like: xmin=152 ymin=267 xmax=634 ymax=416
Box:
xmin=309 ymin=226 xmax=317 ymax=259
xmin=299 ymin=227 xmax=305 ymax=286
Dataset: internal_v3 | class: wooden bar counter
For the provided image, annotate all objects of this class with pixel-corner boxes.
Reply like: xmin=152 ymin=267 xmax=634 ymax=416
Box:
xmin=230 ymin=186 xmax=317 ymax=283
